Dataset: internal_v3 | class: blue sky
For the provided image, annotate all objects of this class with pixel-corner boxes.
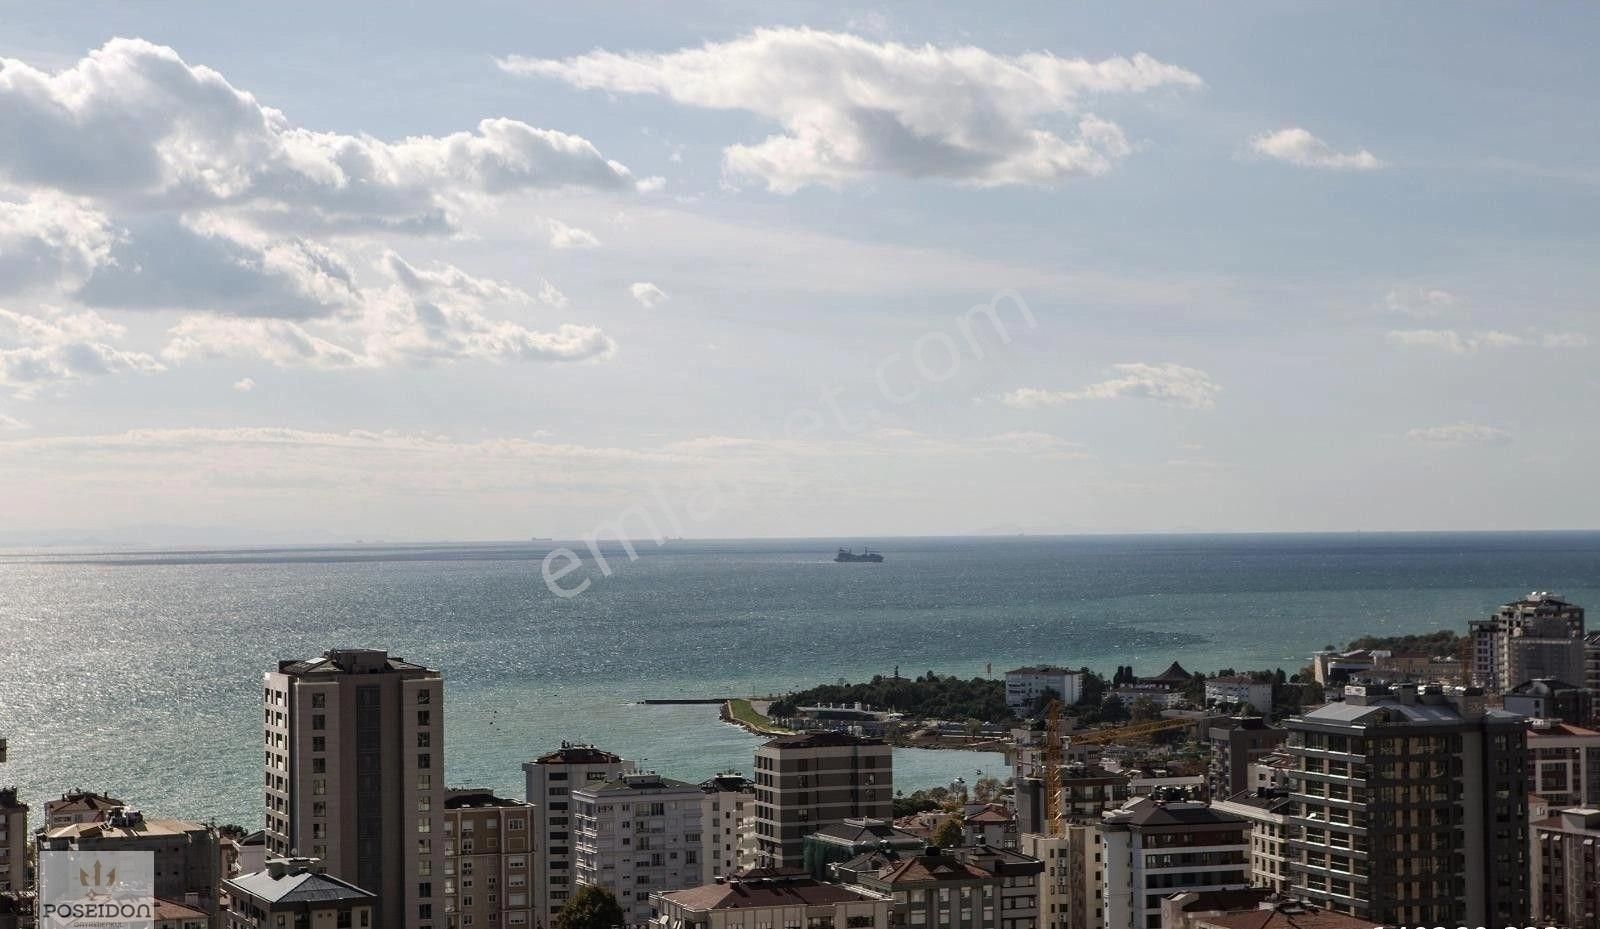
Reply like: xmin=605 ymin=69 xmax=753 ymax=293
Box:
xmin=1 ymin=2 xmax=1596 ymax=542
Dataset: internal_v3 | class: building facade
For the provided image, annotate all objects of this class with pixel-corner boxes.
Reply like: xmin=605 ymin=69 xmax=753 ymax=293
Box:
xmin=1525 ymin=720 xmax=1600 ymax=810
xmin=1207 ymin=790 xmax=1292 ymax=894
xmin=1020 ymin=827 xmax=1102 ymax=929
xmin=1205 ymin=718 xmax=1288 ymax=801
xmin=1099 ymin=796 xmax=1250 ymax=929
xmin=1469 ymin=592 xmax=1586 ymax=693
xmin=573 ymin=773 xmax=706 ymax=926
xmin=1285 ymin=683 xmax=1530 ymax=927
xmin=263 ymin=648 xmax=446 ymax=929
xmin=1005 ymin=668 xmax=1085 ymax=713
xmin=1505 ymin=679 xmax=1595 ymax=726
xmin=523 ymin=743 xmax=635 ymax=921
xmin=699 ymin=773 xmax=756 ymax=882
xmin=651 ymin=873 xmax=888 ymax=929
xmin=442 ymin=790 xmax=535 ymax=929
xmin=753 ymin=733 xmax=892 ymax=870
xmin=0 ymin=789 xmax=24 ymax=894
xmin=1202 ymin=681 xmax=1273 ymax=715
xmin=1530 ymin=807 xmax=1600 ymax=929
xmin=848 ymin=847 xmax=1043 ymax=929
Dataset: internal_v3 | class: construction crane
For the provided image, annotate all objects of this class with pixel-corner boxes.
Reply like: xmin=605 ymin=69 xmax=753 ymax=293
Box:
xmin=1068 ymin=716 xmax=1191 ymax=746
xmin=1043 ymin=700 xmax=1064 ymax=836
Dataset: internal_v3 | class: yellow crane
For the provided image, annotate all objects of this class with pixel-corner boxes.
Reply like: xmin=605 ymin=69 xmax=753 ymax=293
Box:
xmin=1068 ymin=716 xmax=1191 ymax=746
xmin=1043 ymin=700 xmax=1064 ymax=836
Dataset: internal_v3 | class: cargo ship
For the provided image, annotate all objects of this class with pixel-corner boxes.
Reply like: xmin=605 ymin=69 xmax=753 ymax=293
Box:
xmin=834 ymin=547 xmax=884 ymax=563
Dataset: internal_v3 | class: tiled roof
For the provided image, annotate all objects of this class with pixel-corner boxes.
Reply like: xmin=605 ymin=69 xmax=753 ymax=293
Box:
xmin=877 ymin=855 xmax=991 ymax=885
xmin=662 ymin=879 xmax=875 ymax=911
xmin=532 ymin=744 xmax=624 ymax=765
xmin=1197 ymin=905 xmax=1382 ymax=929
xmin=154 ymin=898 xmax=209 ymax=921
xmin=226 ymin=867 xmax=375 ymax=906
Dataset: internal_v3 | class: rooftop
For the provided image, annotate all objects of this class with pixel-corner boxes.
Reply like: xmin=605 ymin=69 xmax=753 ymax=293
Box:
xmin=579 ymin=773 xmax=699 ymax=795
xmin=46 ymin=817 xmax=210 ymax=841
xmin=661 ymin=877 xmax=877 ymax=911
xmin=277 ymin=647 xmax=433 ymax=676
xmin=1195 ymin=902 xmax=1382 ymax=929
xmin=444 ymin=789 xmax=529 ymax=810
xmin=762 ymin=731 xmax=885 ymax=749
xmin=226 ymin=859 xmax=376 ymax=907
xmin=154 ymin=898 xmax=210 ymax=921
xmin=529 ymin=742 xmax=625 ymax=766
xmin=876 ymin=854 xmax=993 ymax=886
xmin=1006 ymin=665 xmax=1079 ymax=676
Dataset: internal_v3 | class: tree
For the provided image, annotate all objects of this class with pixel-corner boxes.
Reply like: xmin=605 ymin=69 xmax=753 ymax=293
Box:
xmin=933 ymin=816 xmax=965 ymax=849
xmin=554 ymin=884 xmax=625 ymax=929
xmin=1100 ymin=694 xmax=1129 ymax=723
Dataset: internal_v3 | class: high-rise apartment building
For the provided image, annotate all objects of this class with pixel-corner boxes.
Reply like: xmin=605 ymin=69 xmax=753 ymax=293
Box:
xmin=0 ymin=788 xmax=24 ymax=894
xmin=522 ymin=744 xmax=634 ymax=921
xmin=442 ymin=790 xmax=535 ymax=929
xmin=753 ymin=732 xmax=892 ymax=869
xmin=572 ymin=773 xmax=706 ymax=926
xmin=699 ymin=773 xmax=756 ymax=881
xmin=1285 ymin=683 xmax=1529 ymax=927
xmin=1205 ymin=718 xmax=1287 ymax=801
xmin=1469 ymin=592 xmax=1586 ymax=693
xmin=263 ymin=648 xmax=445 ymax=929
xmin=1100 ymin=796 xmax=1250 ymax=929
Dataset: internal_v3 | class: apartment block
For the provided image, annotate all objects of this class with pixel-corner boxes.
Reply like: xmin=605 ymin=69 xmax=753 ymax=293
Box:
xmin=1099 ymin=795 xmax=1250 ymax=929
xmin=1505 ymin=678 xmax=1595 ymax=726
xmin=39 ymin=808 xmax=219 ymax=911
xmin=1205 ymin=718 xmax=1287 ymax=801
xmin=847 ymin=846 xmax=1043 ymax=929
xmin=699 ymin=773 xmax=756 ymax=882
xmin=1202 ymin=680 xmax=1273 ymax=715
xmin=1207 ymin=789 xmax=1293 ymax=894
xmin=1005 ymin=668 xmax=1085 ymax=713
xmin=1285 ymin=682 xmax=1529 ymax=926
xmin=573 ymin=772 xmax=706 ymax=926
xmin=442 ymin=789 xmax=535 ymax=929
xmin=523 ymin=743 xmax=634 ymax=920
xmin=263 ymin=648 xmax=446 ymax=929
xmin=1020 ymin=826 xmax=1102 ymax=929
xmin=224 ymin=856 xmax=377 ymax=929
xmin=753 ymin=732 xmax=891 ymax=869
xmin=1469 ymin=592 xmax=1586 ymax=693
xmin=43 ymin=789 xmax=124 ymax=828
xmin=1525 ymin=719 xmax=1600 ymax=809
xmin=1530 ymin=807 xmax=1600 ymax=928
xmin=0 ymin=789 xmax=24 ymax=893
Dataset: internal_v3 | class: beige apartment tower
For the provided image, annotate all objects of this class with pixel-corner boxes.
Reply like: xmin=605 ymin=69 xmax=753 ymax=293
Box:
xmin=263 ymin=648 xmax=446 ymax=929
xmin=752 ymin=732 xmax=892 ymax=869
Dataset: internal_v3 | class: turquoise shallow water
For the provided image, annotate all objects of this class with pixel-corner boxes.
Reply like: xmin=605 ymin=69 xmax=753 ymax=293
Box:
xmin=1 ymin=532 xmax=1597 ymax=825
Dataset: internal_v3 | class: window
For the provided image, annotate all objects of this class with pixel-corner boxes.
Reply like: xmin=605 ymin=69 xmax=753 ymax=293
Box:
xmin=312 ymin=714 xmax=326 ymax=731
xmin=312 ymin=736 xmax=325 ymax=752
xmin=418 ymin=710 xmax=431 ymax=727
xmin=312 ymin=693 xmax=326 ymax=708
xmin=419 ymin=753 xmax=432 ymax=769
xmin=418 ymin=690 xmax=432 ymax=705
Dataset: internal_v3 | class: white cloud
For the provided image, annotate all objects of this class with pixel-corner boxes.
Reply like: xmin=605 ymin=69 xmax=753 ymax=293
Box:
xmin=503 ymin=28 xmax=1201 ymax=192
xmin=0 ymin=307 xmax=163 ymax=393
xmin=1383 ymin=288 xmax=1457 ymax=318
xmin=0 ymin=39 xmax=637 ymax=232
xmin=1250 ymin=127 xmax=1382 ymax=171
xmin=0 ymin=411 xmax=28 ymax=430
xmin=1002 ymin=363 xmax=1221 ymax=410
xmin=233 ymin=377 xmax=255 ymax=392
xmin=629 ymin=281 xmax=668 ymax=307
xmin=546 ymin=218 xmax=600 ymax=248
xmin=162 ymin=316 xmax=366 ymax=369
xmin=1387 ymin=328 xmax=1589 ymax=354
xmin=537 ymin=279 xmax=569 ymax=308
xmin=384 ymin=251 xmax=533 ymax=306
xmin=0 ymin=194 xmax=115 ymax=294
xmin=1406 ymin=423 xmax=1512 ymax=446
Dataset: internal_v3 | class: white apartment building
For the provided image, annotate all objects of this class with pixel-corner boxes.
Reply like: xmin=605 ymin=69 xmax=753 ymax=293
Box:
xmin=1005 ymin=667 xmax=1084 ymax=713
xmin=1100 ymin=796 xmax=1249 ymax=929
xmin=263 ymin=648 xmax=445 ymax=929
xmin=1202 ymin=679 xmax=1273 ymax=714
xmin=1207 ymin=790 xmax=1292 ymax=894
xmin=1469 ymin=592 xmax=1586 ymax=693
xmin=1525 ymin=719 xmax=1600 ymax=809
xmin=523 ymin=743 xmax=634 ymax=921
xmin=573 ymin=773 xmax=706 ymax=927
xmin=699 ymin=773 xmax=756 ymax=881
xmin=1021 ymin=828 xmax=1104 ymax=929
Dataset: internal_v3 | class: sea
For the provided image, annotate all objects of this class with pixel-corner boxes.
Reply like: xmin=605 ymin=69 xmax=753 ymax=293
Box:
xmin=2 ymin=532 xmax=1597 ymax=826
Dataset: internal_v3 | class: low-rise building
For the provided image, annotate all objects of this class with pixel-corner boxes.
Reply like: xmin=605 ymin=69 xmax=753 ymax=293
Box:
xmin=154 ymin=898 xmax=212 ymax=929
xmin=651 ymin=872 xmax=888 ymax=929
xmin=442 ymin=789 xmax=535 ymax=929
xmin=43 ymin=789 xmax=124 ymax=828
xmin=1162 ymin=895 xmax=1381 ymax=929
xmin=1005 ymin=668 xmax=1085 ymax=713
xmin=574 ymin=772 xmax=707 ymax=926
xmin=1207 ymin=790 xmax=1293 ymax=894
xmin=1204 ymin=718 xmax=1287 ymax=801
xmin=802 ymin=818 xmax=925 ymax=880
xmin=1100 ymin=795 xmax=1250 ymax=929
xmin=847 ymin=846 xmax=1043 ymax=929
xmin=1531 ymin=807 xmax=1600 ymax=929
xmin=39 ymin=808 xmax=219 ymax=913
xmin=964 ymin=807 xmax=1017 ymax=850
xmin=223 ymin=856 xmax=377 ymax=929
xmin=1202 ymin=680 xmax=1273 ymax=715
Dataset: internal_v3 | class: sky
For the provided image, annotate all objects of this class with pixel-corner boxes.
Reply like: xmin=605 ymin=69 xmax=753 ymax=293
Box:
xmin=0 ymin=1 xmax=1597 ymax=543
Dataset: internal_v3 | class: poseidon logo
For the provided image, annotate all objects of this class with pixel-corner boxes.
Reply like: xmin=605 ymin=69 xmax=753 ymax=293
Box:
xmin=39 ymin=850 xmax=155 ymax=929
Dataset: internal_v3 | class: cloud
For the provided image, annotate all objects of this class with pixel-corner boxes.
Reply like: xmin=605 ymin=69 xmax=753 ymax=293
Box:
xmin=537 ymin=279 xmax=569 ymax=308
xmin=0 ymin=39 xmax=637 ymax=232
xmin=0 ymin=194 xmax=116 ymax=294
xmin=161 ymin=252 xmax=616 ymax=369
xmin=546 ymin=218 xmax=600 ymax=248
xmin=233 ymin=377 xmax=255 ymax=392
xmin=0 ymin=411 xmax=28 ymax=430
xmin=1387 ymin=328 xmax=1589 ymax=354
xmin=629 ymin=281 xmax=668 ymax=307
xmin=1383 ymin=288 xmax=1457 ymax=318
xmin=1002 ymin=362 xmax=1221 ymax=410
xmin=503 ymin=28 xmax=1201 ymax=192
xmin=1249 ymin=128 xmax=1382 ymax=171
xmin=0 ymin=307 xmax=164 ymax=394
xmin=1406 ymin=423 xmax=1511 ymax=446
